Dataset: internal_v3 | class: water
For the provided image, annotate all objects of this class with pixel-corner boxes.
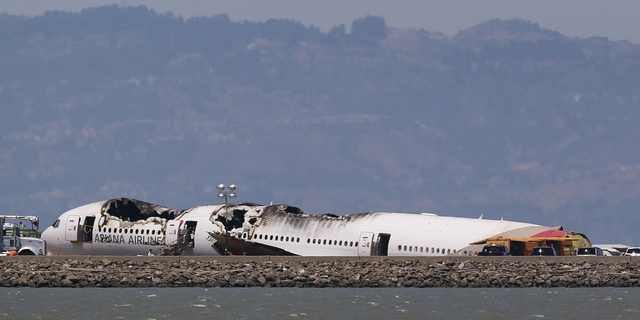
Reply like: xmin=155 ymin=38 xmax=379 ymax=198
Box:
xmin=1 ymin=287 xmax=639 ymax=319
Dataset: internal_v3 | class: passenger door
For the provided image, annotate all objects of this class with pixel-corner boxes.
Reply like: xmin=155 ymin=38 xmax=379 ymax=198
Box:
xmin=65 ymin=215 xmax=80 ymax=241
xmin=165 ymin=220 xmax=180 ymax=245
xmin=358 ymin=232 xmax=374 ymax=257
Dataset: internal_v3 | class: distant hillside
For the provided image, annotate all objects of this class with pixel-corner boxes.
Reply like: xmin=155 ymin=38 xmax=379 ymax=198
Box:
xmin=1 ymin=5 xmax=640 ymax=244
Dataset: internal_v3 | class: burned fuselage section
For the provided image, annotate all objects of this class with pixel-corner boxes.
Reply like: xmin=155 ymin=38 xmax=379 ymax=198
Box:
xmin=207 ymin=203 xmax=379 ymax=256
xmin=93 ymin=198 xmax=185 ymax=247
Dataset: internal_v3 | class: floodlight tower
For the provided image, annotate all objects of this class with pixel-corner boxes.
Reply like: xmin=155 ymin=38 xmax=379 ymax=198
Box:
xmin=217 ymin=184 xmax=237 ymax=256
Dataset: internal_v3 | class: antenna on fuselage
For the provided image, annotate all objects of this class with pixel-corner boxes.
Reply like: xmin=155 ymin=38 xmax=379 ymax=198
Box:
xmin=478 ymin=214 xmax=483 ymax=219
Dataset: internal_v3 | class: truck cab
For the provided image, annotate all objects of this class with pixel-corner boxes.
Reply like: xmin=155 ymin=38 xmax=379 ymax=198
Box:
xmin=1 ymin=216 xmax=46 ymax=256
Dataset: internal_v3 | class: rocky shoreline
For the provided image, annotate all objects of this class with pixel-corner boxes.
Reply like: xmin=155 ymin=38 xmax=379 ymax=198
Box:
xmin=2 ymin=258 xmax=640 ymax=288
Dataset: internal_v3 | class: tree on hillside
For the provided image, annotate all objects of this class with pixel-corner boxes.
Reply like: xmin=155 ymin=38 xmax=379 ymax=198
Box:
xmin=350 ymin=15 xmax=386 ymax=47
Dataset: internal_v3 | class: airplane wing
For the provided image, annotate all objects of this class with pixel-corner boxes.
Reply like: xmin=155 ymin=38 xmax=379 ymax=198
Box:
xmin=208 ymin=232 xmax=297 ymax=256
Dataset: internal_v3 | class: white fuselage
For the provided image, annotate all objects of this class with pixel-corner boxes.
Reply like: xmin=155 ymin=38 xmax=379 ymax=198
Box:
xmin=41 ymin=201 xmax=225 ymax=256
xmin=239 ymin=211 xmax=550 ymax=256
xmin=42 ymin=199 xmax=555 ymax=257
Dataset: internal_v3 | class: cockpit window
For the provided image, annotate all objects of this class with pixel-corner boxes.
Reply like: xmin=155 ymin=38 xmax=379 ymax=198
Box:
xmin=53 ymin=219 xmax=60 ymax=228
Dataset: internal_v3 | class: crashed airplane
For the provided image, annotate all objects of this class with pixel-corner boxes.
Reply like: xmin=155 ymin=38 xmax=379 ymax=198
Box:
xmin=41 ymin=198 xmax=591 ymax=256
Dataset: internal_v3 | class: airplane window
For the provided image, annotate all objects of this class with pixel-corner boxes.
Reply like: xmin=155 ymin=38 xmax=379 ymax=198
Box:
xmin=53 ymin=220 xmax=61 ymax=228
xmin=152 ymin=230 xmax=155 ymax=235
xmin=297 ymin=237 xmax=300 ymax=242
xmin=344 ymin=241 xmax=348 ymax=247
xmin=414 ymin=247 xmax=417 ymax=252
xmin=119 ymin=228 xmax=123 ymax=233
xmin=108 ymin=228 xmax=111 ymax=233
xmin=398 ymin=245 xmax=402 ymax=251
xmin=431 ymin=247 xmax=434 ymax=253
xmin=464 ymin=251 xmax=467 ymax=255
xmin=350 ymin=241 xmax=353 ymax=247
xmin=323 ymin=239 xmax=326 ymax=245
xmin=355 ymin=242 xmax=358 ymax=247
xmin=286 ymin=236 xmax=289 ymax=241
xmin=340 ymin=241 xmax=343 ymax=246
xmin=334 ymin=240 xmax=337 ymax=245
xmin=270 ymin=235 xmax=273 ymax=240
xmin=135 ymin=229 xmax=139 ymax=234
xmin=447 ymin=249 xmax=451 ymax=254
xmin=244 ymin=233 xmax=248 ymax=239
xmin=453 ymin=249 xmax=456 ymax=254
xmin=441 ymin=248 xmax=445 ymax=254
xmin=124 ymin=229 xmax=127 ymax=234
xmin=281 ymin=236 xmax=284 ymax=241
xmin=409 ymin=246 xmax=412 ymax=251
xmin=404 ymin=245 xmax=407 ymax=251
xmin=328 ymin=240 xmax=332 ymax=245
xmin=420 ymin=247 xmax=423 ymax=253
xmin=259 ymin=234 xmax=263 ymax=239
xmin=146 ymin=229 xmax=149 ymax=234
xmin=307 ymin=238 xmax=311 ymax=243
xmin=313 ymin=239 xmax=316 ymax=244
xmin=436 ymin=248 xmax=440 ymax=253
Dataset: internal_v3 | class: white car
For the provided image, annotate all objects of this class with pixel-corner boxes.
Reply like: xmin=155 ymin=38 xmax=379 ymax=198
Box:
xmin=624 ymin=247 xmax=640 ymax=256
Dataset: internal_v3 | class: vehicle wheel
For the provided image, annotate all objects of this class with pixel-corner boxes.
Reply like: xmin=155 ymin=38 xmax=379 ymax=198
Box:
xmin=18 ymin=250 xmax=35 ymax=255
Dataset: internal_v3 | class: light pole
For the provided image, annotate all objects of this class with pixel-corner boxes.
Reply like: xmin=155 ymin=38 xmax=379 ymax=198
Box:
xmin=217 ymin=183 xmax=237 ymax=256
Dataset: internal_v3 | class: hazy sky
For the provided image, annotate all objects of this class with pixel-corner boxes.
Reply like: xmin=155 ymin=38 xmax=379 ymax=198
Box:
xmin=3 ymin=0 xmax=640 ymax=44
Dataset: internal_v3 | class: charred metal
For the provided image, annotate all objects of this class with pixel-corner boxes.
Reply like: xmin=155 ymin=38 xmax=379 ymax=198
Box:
xmin=206 ymin=203 xmax=380 ymax=255
xmin=101 ymin=198 xmax=182 ymax=223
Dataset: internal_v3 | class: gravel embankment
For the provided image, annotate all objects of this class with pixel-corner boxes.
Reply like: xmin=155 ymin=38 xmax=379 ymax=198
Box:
xmin=2 ymin=259 xmax=640 ymax=288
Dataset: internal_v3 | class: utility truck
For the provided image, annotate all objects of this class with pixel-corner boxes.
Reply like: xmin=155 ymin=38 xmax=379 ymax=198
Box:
xmin=1 ymin=215 xmax=46 ymax=255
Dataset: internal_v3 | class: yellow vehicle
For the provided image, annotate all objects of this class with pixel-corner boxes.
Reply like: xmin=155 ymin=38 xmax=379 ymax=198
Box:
xmin=471 ymin=233 xmax=590 ymax=256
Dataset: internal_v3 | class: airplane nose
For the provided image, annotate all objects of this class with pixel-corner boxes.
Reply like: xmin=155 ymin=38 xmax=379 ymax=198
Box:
xmin=41 ymin=226 xmax=51 ymax=240
xmin=41 ymin=226 xmax=54 ymax=255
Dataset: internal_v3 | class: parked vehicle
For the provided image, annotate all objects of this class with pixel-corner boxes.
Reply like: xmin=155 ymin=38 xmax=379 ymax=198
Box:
xmin=624 ymin=247 xmax=640 ymax=257
xmin=1 ymin=215 xmax=45 ymax=255
xmin=576 ymin=246 xmax=603 ymax=256
xmin=530 ymin=246 xmax=557 ymax=256
xmin=604 ymin=249 xmax=622 ymax=256
xmin=477 ymin=244 xmax=510 ymax=256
